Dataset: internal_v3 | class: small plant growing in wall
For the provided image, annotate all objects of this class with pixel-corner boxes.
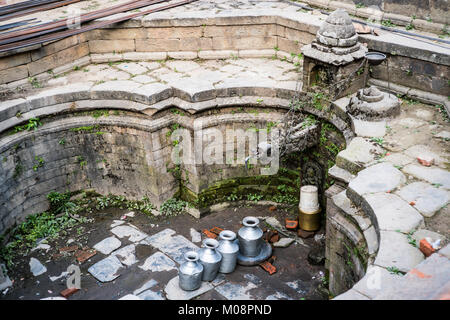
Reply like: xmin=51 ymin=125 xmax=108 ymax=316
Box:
xmin=32 ymin=156 xmax=44 ymax=171
xmin=14 ymin=118 xmax=42 ymax=133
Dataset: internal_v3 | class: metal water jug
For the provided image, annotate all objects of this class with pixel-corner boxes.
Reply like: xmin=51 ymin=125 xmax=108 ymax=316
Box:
xmin=178 ymin=251 xmax=203 ymax=291
xmin=199 ymin=238 xmax=222 ymax=281
xmin=217 ymin=230 xmax=239 ymax=273
xmin=238 ymin=216 xmax=263 ymax=257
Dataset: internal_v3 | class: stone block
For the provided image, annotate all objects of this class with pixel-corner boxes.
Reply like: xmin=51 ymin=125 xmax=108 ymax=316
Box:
xmin=402 ymin=165 xmax=450 ymax=189
xmin=212 ymin=36 xmax=276 ymax=50
xmin=0 ymin=65 xmax=29 ymax=85
xmin=336 ymin=137 xmax=382 ymax=174
xmin=0 ymin=52 xmax=30 ymax=70
xmin=31 ymin=35 xmax=79 ymax=61
xmin=89 ymin=40 xmax=135 ymax=54
xmin=396 ymin=182 xmax=449 ymax=217
xmin=198 ymin=50 xmax=238 ymax=60
xmin=123 ymin=51 xmax=167 ymax=61
xmin=27 ymin=43 xmax=89 ymax=76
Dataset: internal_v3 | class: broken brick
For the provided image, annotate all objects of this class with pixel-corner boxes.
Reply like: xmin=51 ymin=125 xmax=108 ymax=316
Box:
xmin=417 ymin=156 xmax=434 ymax=167
xmin=285 ymin=219 xmax=298 ymax=230
xmin=75 ymin=249 xmax=97 ymax=263
xmin=260 ymin=261 xmax=277 ymax=275
xmin=210 ymin=227 xmax=224 ymax=236
xmin=60 ymin=287 xmax=79 ymax=298
xmin=419 ymin=239 xmax=436 ymax=257
xmin=297 ymin=229 xmax=315 ymax=239
xmin=409 ymin=201 xmax=416 ymax=206
xmin=268 ymin=206 xmax=276 ymax=212
xmin=59 ymin=245 xmax=79 ymax=253
xmin=203 ymin=229 xmax=217 ymax=239
xmin=269 ymin=232 xmax=280 ymax=244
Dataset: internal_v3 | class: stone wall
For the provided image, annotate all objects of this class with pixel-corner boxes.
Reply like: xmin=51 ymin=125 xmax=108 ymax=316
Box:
xmin=304 ymin=0 xmax=449 ymax=31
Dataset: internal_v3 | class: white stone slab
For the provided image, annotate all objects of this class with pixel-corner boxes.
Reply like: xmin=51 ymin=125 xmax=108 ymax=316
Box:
xmin=93 ymin=236 xmax=122 ymax=255
xmin=88 ymin=255 xmax=123 ymax=282
xmin=190 ymin=228 xmax=202 ymax=243
xmin=165 ymin=276 xmax=213 ymax=300
xmin=29 ymin=258 xmax=47 ymax=277
xmin=402 ymin=165 xmax=450 ymax=189
xmin=112 ymin=244 xmax=137 ymax=266
xmin=138 ymin=252 xmax=176 ymax=272
xmin=111 ymin=225 xmax=148 ymax=242
xmin=396 ymin=182 xmax=449 ymax=217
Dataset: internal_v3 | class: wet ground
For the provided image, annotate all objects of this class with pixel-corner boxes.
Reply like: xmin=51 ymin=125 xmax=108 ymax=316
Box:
xmin=1 ymin=205 xmax=327 ymax=300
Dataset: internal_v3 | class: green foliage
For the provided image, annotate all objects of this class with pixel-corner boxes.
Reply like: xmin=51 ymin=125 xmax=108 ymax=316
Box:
xmin=387 ymin=266 xmax=405 ymax=275
xmin=381 ymin=19 xmax=396 ymax=27
xmin=14 ymin=118 xmax=42 ymax=133
xmin=28 ymin=77 xmax=41 ymax=88
xmin=246 ymin=193 xmax=264 ymax=202
xmin=160 ymin=198 xmax=187 ymax=216
xmin=370 ymin=137 xmax=384 ymax=146
xmin=32 ymin=156 xmax=45 ymax=171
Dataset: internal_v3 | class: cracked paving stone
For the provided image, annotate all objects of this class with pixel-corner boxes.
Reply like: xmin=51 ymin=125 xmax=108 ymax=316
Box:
xmin=88 ymin=255 xmax=123 ymax=282
xmin=214 ymin=281 xmax=258 ymax=300
xmin=138 ymin=252 xmax=176 ymax=272
xmin=396 ymin=182 xmax=449 ymax=217
xmin=402 ymin=165 xmax=450 ymax=189
xmin=112 ymin=244 xmax=137 ymax=266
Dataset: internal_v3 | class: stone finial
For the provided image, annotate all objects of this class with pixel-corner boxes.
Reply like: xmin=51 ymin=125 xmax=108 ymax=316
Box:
xmin=302 ymin=9 xmax=367 ymax=66
xmin=347 ymin=86 xmax=401 ymax=120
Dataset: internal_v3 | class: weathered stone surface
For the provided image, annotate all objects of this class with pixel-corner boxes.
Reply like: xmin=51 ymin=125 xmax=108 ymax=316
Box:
xmin=396 ymin=182 xmax=449 ymax=217
xmin=333 ymin=288 xmax=370 ymax=300
xmin=402 ymin=165 xmax=450 ymax=189
xmin=352 ymin=265 xmax=403 ymax=299
xmin=336 ymin=137 xmax=382 ymax=174
xmin=138 ymin=289 xmax=165 ymax=300
xmin=404 ymin=145 xmax=445 ymax=166
xmin=332 ymin=191 xmax=372 ymax=231
xmin=215 ymin=281 xmax=258 ymax=300
xmin=264 ymin=217 xmax=283 ymax=230
xmin=190 ymin=228 xmax=201 ymax=243
xmin=347 ymin=87 xmax=400 ymax=121
xmin=29 ymin=258 xmax=47 ymax=276
xmin=143 ymin=229 xmax=198 ymax=264
xmin=93 ymin=236 xmax=122 ymax=255
xmin=348 ymin=162 xmax=406 ymax=202
xmin=351 ymin=117 xmax=386 ymax=138
xmin=374 ymin=230 xmax=424 ymax=273
xmin=110 ymin=225 xmax=148 ymax=242
xmin=328 ymin=165 xmax=355 ymax=185
xmin=165 ymin=276 xmax=213 ymax=300
xmin=434 ymin=131 xmax=450 ymax=140
xmin=133 ymin=279 xmax=158 ymax=295
xmin=412 ymin=229 xmax=446 ymax=244
xmin=112 ymin=244 xmax=137 ymax=266
xmin=374 ymin=253 xmax=450 ymax=300
xmin=363 ymin=193 xmax=424 ymax=233
xmin=138 ymin=252 xmax=176 ymax=272
xmin=0 ymin=264 xmax=12 ymax=291
xmin=88 ymin=255 xmax=123 ymax=282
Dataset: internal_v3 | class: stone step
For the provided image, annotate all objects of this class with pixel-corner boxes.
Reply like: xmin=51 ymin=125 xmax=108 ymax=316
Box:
xmin=374 ymin=245 xmax=450 ymax=300
xmin=336 ymin=137 xmax=383 ymax=175
xmin=328 ymin=164 xmax=355 ymax=186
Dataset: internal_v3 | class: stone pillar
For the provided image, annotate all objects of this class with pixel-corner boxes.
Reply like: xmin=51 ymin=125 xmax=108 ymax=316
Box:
xmin=302 ymin=9 xmax=367 ymax=99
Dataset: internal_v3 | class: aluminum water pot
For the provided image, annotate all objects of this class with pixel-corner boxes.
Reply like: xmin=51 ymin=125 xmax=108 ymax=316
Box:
xmin=199 ymin=238 xmax=222 ymax=281
xmin=178 ymin=251 xmax=203 ymax=291
xmin=238 ymin=216 xmax=263 ymax=257
xmin=217 ymin=230 xmax=239 ymax=273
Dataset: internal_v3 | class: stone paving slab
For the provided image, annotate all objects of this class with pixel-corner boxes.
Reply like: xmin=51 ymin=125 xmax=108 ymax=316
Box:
xmin=348 ymin=162 xmax=406 ymax=202
xmin=138 ymin=252 xmax=177 ymax=272
xmin=93 ymin=236 xmax=122 ymax=255
xmin=336 ymin=137 xmax=383 ymax=174
xmin=112 ymin=244 xmax=138 ymax=266
xmin=110 ymin=225 xmax=148 ymax=243
xmin=352 ymin=265 xmax=404 ymax=299
xmin=363 ymin=193 xmax=423 ymax=233
xmin=29 ymin=258 xmax=47 ymax=277
xmin=402 ymin=165 xmax=450 ymax=189
xmin=396 ymin=182 xmax=450 ymax=217
xmin=165 ymin=276 xmax=214 ymax=300
xmin=143 ymin=228 xmax=199 ymax=265
xmin=374 ymin=231 xmax=424 ymax=273
xmin=88 ymin=255 xmax=123 ymax=283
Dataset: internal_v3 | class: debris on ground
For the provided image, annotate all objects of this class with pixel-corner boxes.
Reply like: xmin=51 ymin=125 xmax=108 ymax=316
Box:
xmin=307 ymin=245 xmax=325 ymax=266
xmin=60 ymin=287 xmax=79 ymax=298
xmin=297 ymin=229 xmax=315 ymax=239
xmin=273 ymin=238 xmax=295 ymax=248
xmin=285 ymin=219 xmax=298 ymax=230
xmin=75 ymin=248 xmax=97 ymax=263
xmin=190 ymin=228 xmax=202 ymax=243
xmin=59 ymin=245 xmax=79 ymax=253
xmin=260 ymin=261 xmax=277 ymax=275
xmin=265 ymin=230 xmax=279 ymax=243
xmin=268 ymin=206 xmax=277 ymax=212
xmin=264 ymin=217 xmax=283 ymax=230
xmin=417 ymin=155 xmax=434 ymax=167
xmin=210 ymin=227 xmax=224 ymax=236
xmin=202 ymin=229 xmax=217 ymax=239
xmin=29 ymin=258 xmax=47 ymax=277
